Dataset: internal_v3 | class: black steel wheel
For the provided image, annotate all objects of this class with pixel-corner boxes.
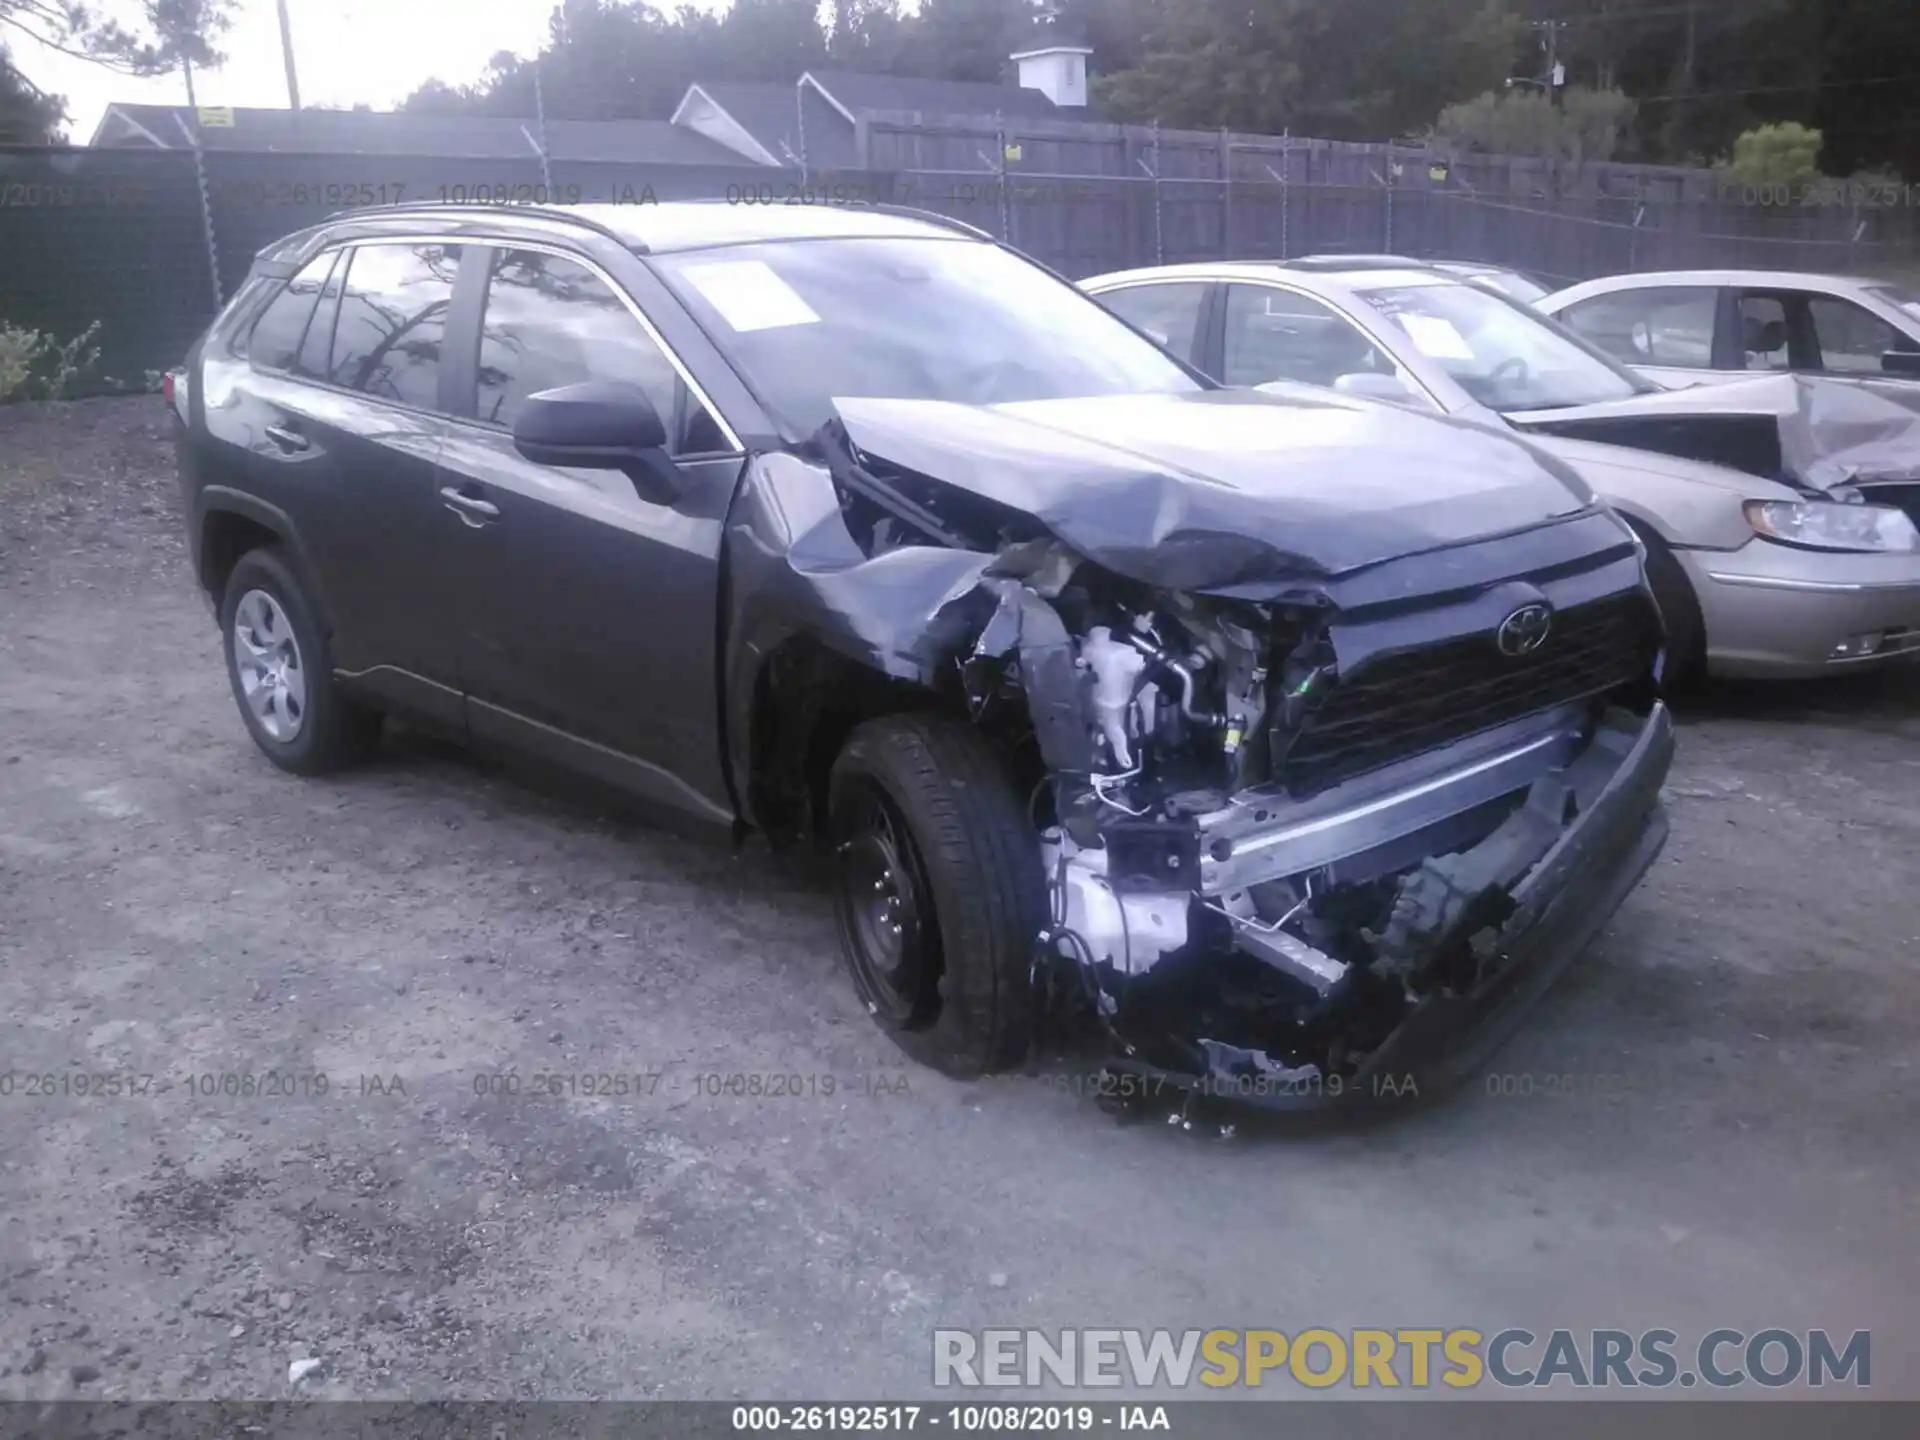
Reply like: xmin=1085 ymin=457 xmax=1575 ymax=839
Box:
xmin=827 ymin=713 xmax=1047 ymax=1078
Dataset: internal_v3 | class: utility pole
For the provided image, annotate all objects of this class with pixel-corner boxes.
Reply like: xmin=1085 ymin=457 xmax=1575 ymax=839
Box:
xmin=1530 ymin=19 xmax=1568 ymax=105
xmin=275 ymin=0 xmax=302 ymax=110
xmin=182 ymin=56 xmax=197 ymax=108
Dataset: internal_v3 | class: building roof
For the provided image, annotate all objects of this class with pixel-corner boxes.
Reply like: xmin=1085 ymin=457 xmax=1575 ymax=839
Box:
xmin=670 ymin=82 xmax=804 ymax=167
xmin=802 ymin=70 xmax=1073 ymax=121
xmin=89 ymin=104 xmax=761 ymax=166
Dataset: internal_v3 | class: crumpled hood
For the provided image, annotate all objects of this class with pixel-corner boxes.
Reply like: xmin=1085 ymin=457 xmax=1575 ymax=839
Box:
xmin=828 ymin=387 xmax=1596 ymax=589
xmin=1508 ymin=373 xmax=1920 ymax=491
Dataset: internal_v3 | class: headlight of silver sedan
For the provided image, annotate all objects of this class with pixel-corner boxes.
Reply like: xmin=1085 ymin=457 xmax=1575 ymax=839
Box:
xmin=1743 ymin=500 xmax=1920 ymax=553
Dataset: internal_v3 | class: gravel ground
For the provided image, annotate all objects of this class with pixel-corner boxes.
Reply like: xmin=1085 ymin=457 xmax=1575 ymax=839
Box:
xmin=1 ymin=398 xmax=1916 ymax=1402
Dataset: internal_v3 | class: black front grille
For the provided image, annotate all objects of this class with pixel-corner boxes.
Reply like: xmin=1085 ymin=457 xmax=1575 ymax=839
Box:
xmin=1274 ymin=593 xmax=1655 ymax=798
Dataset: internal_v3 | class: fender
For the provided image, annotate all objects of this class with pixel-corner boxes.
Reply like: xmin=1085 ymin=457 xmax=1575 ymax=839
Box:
xmin=193 ymin=486 xmax=337 ymax=633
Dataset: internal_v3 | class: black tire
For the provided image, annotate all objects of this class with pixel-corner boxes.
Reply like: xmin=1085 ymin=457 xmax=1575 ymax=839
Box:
xmin=1629 ymin=522 xmax=1706 ymax=690
xmin=827 ymin=713 xmax=1048 ymax=1078
xmin=219 ymin=546 xmax=381 ymax=775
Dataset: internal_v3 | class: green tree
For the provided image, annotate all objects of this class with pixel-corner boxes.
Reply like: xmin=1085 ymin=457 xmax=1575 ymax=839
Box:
xmin=0 ymin=0 xmax=235 ymax=138
xmin=1715 ymin=121 xmax=1824 ymax=189
xmin=1436 ymin=84 xmax=1636 ymax=165
xmin=827 ymin=0 xmax=910 ymax=70
xmin=1094 ymin=0 xmax=1517 ymax=139
xmin=0 ymin=44 xmax=64 ymax=141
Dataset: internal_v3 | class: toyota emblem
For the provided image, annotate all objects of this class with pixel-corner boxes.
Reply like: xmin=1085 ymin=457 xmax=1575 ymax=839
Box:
xmin=1497 ymin=603 xmax=1554 ymax=657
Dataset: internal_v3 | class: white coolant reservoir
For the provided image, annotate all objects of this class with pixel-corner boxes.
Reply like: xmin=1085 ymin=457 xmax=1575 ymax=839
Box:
xmin=1080 ymin=626 xmax=1147 ymax=768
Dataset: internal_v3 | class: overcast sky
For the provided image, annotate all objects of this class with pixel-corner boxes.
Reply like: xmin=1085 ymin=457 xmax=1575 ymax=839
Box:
xmin=12 ymin=0 xmax=721 ymax=142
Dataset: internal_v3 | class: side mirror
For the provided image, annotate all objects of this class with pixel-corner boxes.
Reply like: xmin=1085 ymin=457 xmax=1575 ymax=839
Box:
xmin=1882 ymin=350 xmax=1920 ymax=377
xmin=1332 ymin=371 xmax=1425 ymax=407
xmin=511 ymin=380 xmax=683 ymax=503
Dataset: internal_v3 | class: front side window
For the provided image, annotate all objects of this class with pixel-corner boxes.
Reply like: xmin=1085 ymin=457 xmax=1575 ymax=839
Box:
xmin=1361 ymin=281 xmax=1648 ymax=413
xmin=246 ymin=252 xmax=335 ymax=372
xmin=1222 ymin=284 xmax=1397 ymax=389
xmin=1096 ymin=282 xmax=1208 ymax=362
xmin=1560 ymin=287 xmax=1718 ymax=369
xmin=653 ymin=237 xmax=1201 ymax=435
xmin=476 ymin=249 xmax=721 ymax=451
xmin=1808 ymin=297 xmax=1905 ymax=373
xmin=325 ymin=243 xmax=461 ymax=410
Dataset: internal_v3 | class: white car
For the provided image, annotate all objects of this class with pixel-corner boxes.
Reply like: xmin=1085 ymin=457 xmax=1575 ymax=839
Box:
xmin=1538 ymin=269 xmax=1920 ymax=390
xmin=1081 ymin=259 xmax=1920 ymax=681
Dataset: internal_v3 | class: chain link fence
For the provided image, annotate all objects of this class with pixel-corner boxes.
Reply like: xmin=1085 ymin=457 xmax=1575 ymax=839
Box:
xmin=5 ymin=112 xmax=1918 ymax=398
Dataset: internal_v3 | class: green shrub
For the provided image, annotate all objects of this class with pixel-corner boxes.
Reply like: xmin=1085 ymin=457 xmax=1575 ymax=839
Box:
xmin=1716 ymin=123 xmax=1824 ymax=190
xmin=0 ymin=320 xmax=104 ymax=402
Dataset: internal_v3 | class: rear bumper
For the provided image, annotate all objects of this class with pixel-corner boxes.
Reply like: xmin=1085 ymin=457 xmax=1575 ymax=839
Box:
xmin=1111 ymin=703 xmax=1675 ymax=1113
xmin=1684 ymin=541 xmax=1920 ymax=677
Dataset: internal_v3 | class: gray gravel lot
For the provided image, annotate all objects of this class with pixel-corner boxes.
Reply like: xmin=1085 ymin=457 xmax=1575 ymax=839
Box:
xmin=1 ymin=398 xmax=1917 ymax=1402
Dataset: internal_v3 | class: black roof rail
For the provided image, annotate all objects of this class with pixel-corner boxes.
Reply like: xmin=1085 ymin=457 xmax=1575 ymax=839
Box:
xmin=622 ymin=195 xmax=995 ymax=242
xmin=317 ymin=200 xmax=647 ymax=252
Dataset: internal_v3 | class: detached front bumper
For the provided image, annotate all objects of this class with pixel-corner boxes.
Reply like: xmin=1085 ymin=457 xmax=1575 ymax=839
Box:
xmin=1682 ymin=540 xmax=1920 ymax=677
xmin=1109 ymin=703 xmax=1675 ymax=1113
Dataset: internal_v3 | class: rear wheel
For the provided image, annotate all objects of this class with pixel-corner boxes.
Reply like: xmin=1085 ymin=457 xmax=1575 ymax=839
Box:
xmin=220 ymin=547 xmax=381 ymax=775
xmin=1628 ymin=522 xmax=1706 ymax=690
xmin=828 ymin=714 xmax=1047 ymax=1078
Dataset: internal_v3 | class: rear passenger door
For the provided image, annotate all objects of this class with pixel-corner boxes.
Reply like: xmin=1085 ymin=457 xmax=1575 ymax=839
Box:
xmin=432 ymin=244 xmax=743 ymax=824
xmin=239 ymin=241 xmax=465 ymax=725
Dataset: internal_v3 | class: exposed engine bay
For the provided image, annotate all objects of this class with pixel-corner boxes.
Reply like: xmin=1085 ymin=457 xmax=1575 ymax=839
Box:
xmin=953 ymin=549 xmax=1657 ymax=1094
xmin=727 ymin=389 xmax=1673 ymax=1102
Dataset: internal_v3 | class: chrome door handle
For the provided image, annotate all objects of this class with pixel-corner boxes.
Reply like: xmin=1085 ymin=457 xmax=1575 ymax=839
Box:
xmin=264 ymin=424 xmax=309 ymax=453
xmin=440 ymin=486 xmax=500 ymax=525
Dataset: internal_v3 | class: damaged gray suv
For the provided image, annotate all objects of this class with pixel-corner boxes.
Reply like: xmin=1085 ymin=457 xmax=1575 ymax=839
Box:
xmin=170 ymin=201 xmax=1675 ymax=1106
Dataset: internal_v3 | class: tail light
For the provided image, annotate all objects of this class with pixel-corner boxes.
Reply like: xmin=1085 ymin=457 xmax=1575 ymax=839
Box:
xmin=162 ymin=371 xmax=175 ymax=406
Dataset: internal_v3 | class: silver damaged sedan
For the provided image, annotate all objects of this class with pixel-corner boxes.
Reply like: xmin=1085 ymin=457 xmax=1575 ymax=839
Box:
xmin=1083 ymin=260 xmax=1920 ymax=680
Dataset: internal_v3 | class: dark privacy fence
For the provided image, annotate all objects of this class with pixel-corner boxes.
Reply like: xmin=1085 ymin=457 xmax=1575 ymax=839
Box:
xmin=6 ymin=118 xmax=1919 ymax=398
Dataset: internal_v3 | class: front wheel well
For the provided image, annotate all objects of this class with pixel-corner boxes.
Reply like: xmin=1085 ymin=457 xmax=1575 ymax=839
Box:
xmin=746 ymin=640 xmax=967 ymax=847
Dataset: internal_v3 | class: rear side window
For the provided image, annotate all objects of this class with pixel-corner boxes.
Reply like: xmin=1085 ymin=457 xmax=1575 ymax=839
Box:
xmin=245 ymin=252 xmax=335 ymax=372
xmin=475 ymin=248 xmax=696 ymax=439
xmin=1097 ymin=283 xmax=1208 ymax=362
xmin=325 ymin=242 xmax=461 ymax=409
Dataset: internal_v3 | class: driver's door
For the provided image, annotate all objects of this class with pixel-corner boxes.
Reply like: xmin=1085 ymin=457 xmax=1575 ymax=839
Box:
xmin=433 ymin=243 xmax=744 ymax=824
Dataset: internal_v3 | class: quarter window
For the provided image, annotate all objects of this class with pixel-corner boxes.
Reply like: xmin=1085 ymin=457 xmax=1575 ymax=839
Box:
xmin=1223 ymin=285 xmax=1394 ymax=389
xmin=245 ymin=252 xmax=335 ymax=372
xmin=294 ymin=251 xmax=348 ymax=379
xmin=1097 ymin=283 xmax=1208 ymax=362
xmin=1560 ymin=287 xmax=1717 ymax=368
xmin=476 ymin=249 xmax=721 ymax=451
xmin=325 ymin=243 xmax=461 ymax=409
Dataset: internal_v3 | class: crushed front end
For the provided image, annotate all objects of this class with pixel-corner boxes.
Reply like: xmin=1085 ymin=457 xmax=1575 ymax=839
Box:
xmin=955 ymin=519 xmax=1674 ymax=1109
xmin=783 ymin=393 xmax=1676 ymax=1109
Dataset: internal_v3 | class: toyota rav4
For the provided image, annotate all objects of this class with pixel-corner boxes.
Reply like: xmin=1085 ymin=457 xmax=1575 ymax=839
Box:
xmin=169 ymin=201 xmax=1675 ymax=1106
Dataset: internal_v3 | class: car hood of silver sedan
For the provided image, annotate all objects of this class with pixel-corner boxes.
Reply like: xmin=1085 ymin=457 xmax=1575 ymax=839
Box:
xmin=824 ymin=386 xmax=1600 ymax=591
xmin=1507 ymin=373 xmax=1920 ymax=491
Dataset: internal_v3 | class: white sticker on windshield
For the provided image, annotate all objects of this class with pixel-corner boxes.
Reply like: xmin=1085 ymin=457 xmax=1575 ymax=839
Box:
xmin=679 ymin=260 xmax=821 ymax=332
xmin=1397 ymin=312 xmax=1475 ymax=361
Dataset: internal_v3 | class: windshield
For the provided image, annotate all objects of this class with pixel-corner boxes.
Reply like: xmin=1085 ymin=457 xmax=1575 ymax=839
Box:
xmin=1867 ymin=285 xmax=1920 ymax=327
xmin=1357 ymin=281 xmax=1652 ymax=412
xmin=653 ymin=237 xmax=1203 ymax=434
